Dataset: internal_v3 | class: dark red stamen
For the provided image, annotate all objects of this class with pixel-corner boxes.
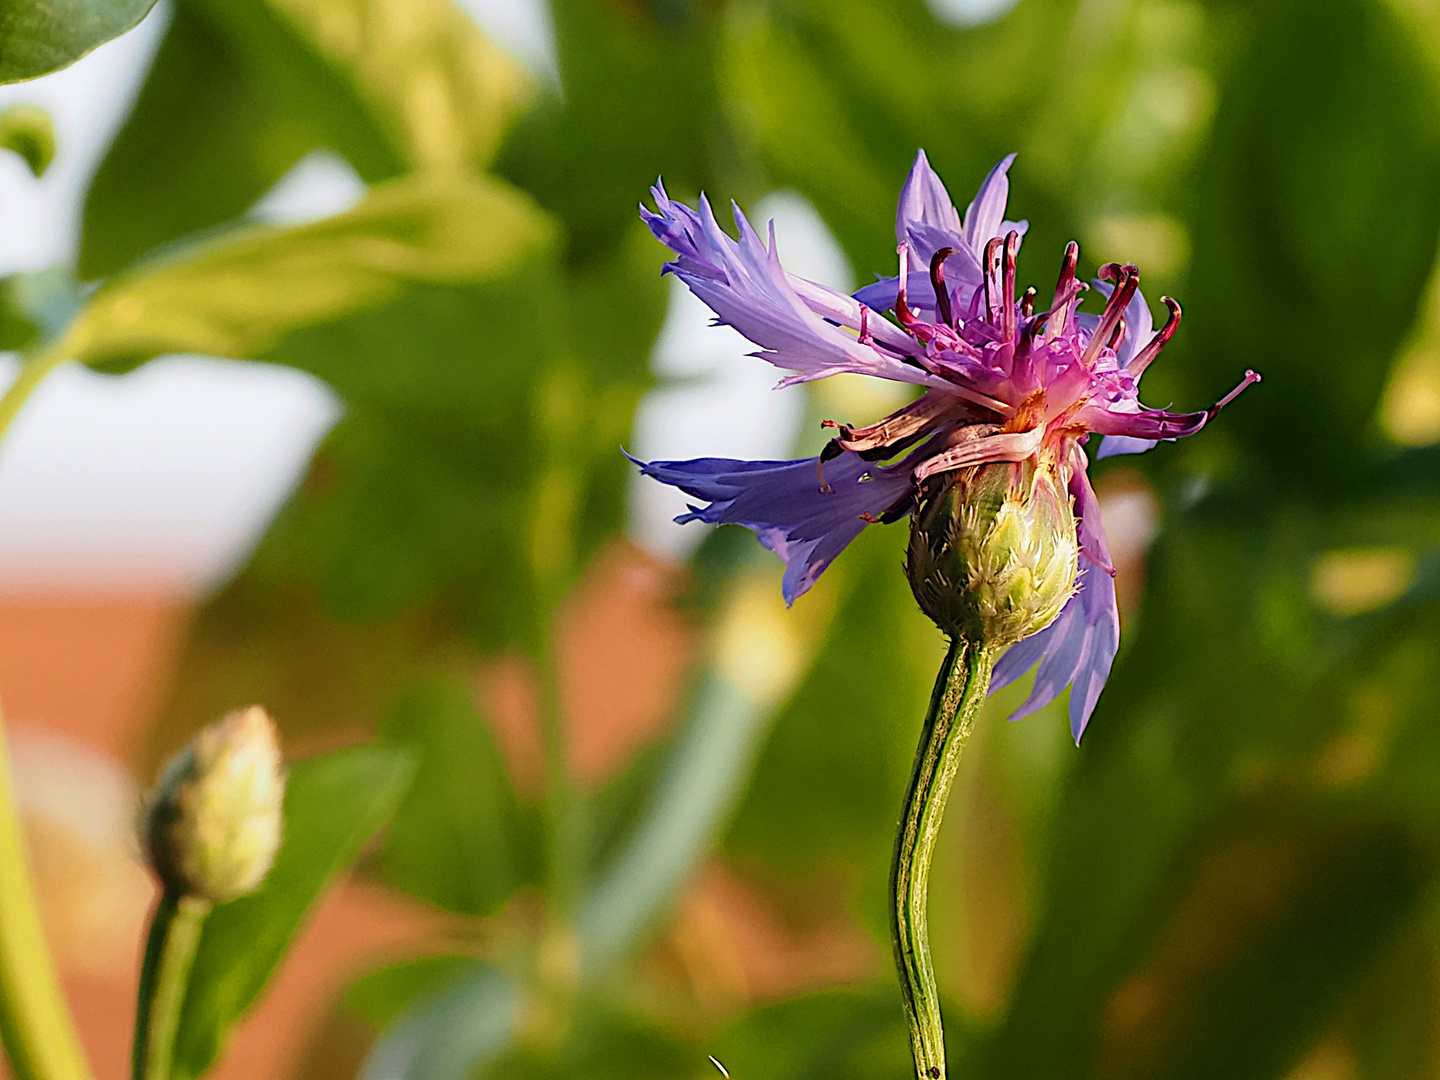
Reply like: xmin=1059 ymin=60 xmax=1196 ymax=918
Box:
xmin=929 ymin=247 xmax=956 ymax=327
xmin=983 ymin=236 xmax=1003 ymax=323
xmin=1083 ymin=264 xmax=1139 ymax=364
xmin=817 ymin=437 xmax=843 ymax=494
xmin=1107 ymin=314 xmax=1127 ymax=353
xmin=1002 ymin=231 xmax=1019 ymax=340
xmin=1207 ymin=370 xmax=1262 ymax=419
xmin=1047 ymin=241 xmax=1080 ymax=338
xmin=1129 ymin=296 xmax=1180 ymax=375
xmin=1021 ymin=286 xmax=1036 ymax=318
xmin=894 ymin=243 xmax=922 ymax=330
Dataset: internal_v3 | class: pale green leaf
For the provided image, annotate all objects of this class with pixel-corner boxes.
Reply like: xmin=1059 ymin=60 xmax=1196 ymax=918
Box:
xmin=60 ymin=172 xmax=556 ymax=371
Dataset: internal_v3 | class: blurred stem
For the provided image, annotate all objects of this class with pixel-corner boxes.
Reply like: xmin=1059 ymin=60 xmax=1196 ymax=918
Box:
xmin=132 ymin=893 xmax=210 ymax=1080
xmin=0 ymin=347 xmax=67 ymax=442
xmin=0 ymin=714 xmax=95 ymax=1080
xmin=890 ymin=638 xmax=993 ymax=1080
xmin=0 ymin=347 xmax=93 ymax=1080
xmin=529 ymin=367 xmax=586 ymax=916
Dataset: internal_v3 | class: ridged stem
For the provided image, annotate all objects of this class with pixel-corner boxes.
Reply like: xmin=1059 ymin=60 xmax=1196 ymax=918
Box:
xmin=890 ymin=638 xmax=994 ymax=1080
xmin=132 ymin=893 xmax=210 ymax=1080
xmin=0 ymin=348 xmax=93 ymax=1080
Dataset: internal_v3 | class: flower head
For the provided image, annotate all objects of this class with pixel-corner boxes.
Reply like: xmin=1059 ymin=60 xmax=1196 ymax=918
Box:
xmin=634 ymin=152 xmax=1257 ymax=740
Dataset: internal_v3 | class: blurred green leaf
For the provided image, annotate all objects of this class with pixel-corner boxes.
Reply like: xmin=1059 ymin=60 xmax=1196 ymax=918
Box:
xmin=496 ymin=0 xmax=722 ymax=265
xmin=345 ymin=955 xmax=486 ymax=1031
xmin=576 ymin=670 xmax=764 ymax=974
xmin=717 ymin=0 xmax=1081 ymax=279
xmin=172 ymin=742 xmax=417 ymax=1080
xmin=725 ymin=524 xmax=939 ymax=911
xmin=78 ymin=1 xmax=320 ymax=279
xmin=1187 ymin=0 xmax=1440 ymax=486
xmin=710 ymin=989 xmax=914 ymax=1080
xmin=0 ymin=278 xmax=41 ymax=353
xmin=376 ymin=677 xmax=532 ymax=917
xmin=359 ymin=962 xmax=516 ymax=1080
xmin=0 ymin=0 xmax=155 ymax=83
xmin=80 ymin=0 xmax=530 ymax=276
xmin=64 ymin=171 xmax=556 ymax=371
xmin=0 ymin=104 xmax=53 ymax=176
xmin=482 ymin=1005 xmax=697 ymax=1080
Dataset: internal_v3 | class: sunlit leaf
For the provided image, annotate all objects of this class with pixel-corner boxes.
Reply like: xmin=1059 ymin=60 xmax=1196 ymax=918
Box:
xmin=63 ymin=171 xmax=556 ymax=372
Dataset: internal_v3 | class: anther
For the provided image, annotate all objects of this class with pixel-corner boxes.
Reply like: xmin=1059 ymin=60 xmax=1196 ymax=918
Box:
xmin=1129 ymin=297 xmax=1181 ymax=376
xmin=929 ymin=247 xmax=956 ymax=327
xmin=1021 ymin=286 xmax=1036 ymax=319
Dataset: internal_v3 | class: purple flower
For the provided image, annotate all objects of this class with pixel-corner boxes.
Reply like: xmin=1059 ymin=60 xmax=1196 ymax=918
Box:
xmin=634 ymin=152 xmax=1258 ymax=740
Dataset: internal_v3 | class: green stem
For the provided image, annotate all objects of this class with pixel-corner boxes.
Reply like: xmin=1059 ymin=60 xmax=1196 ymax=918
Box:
xmin=0 ymin=347 xmax=92 ymax=1080
xmin=0 ymin=720 xmax=94 ymax=1080
xmin=132 ymin=893 xmax=210 ymax=1080
xmin=890 ymin=638 xmax=994 ymax=1080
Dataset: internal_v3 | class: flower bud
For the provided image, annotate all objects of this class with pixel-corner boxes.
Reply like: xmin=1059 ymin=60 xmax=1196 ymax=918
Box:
xmin=906 ymin=457 xmax=1079 ymax=648
xmin=143 ymin=706 xmax=285 ymax=903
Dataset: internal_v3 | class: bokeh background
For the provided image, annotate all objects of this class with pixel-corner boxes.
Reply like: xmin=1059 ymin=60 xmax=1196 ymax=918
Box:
xmin=4 ymin=0 xmax=1440 ymax=1077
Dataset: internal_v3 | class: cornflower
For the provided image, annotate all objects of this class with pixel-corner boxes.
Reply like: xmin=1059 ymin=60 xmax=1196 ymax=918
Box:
xmin=634 ymin=151 xmax=1256 ymax=741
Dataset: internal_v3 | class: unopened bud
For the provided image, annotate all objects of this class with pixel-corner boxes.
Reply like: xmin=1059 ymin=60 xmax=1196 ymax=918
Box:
xmin=906 ymin=458 xmax=1078 ymax=648
xmin=143 ymin=706 xmax=285 ymax=903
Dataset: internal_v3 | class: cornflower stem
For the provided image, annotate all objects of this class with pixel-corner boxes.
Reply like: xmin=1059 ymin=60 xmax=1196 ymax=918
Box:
xmin=0 ymin=346 xmax=94 ymax=1080
xmin=132 ymin=893 xmax=211 ymax=1080
xmin=890 ymin=637 xmax=994 ymax=1080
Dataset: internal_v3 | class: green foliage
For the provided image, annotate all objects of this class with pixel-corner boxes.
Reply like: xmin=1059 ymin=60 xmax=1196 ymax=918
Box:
xmin=0 ymin=0 xmax=155 ymax=83
xmin=65 ymin=172 xmax=556 ymax=370
xmin=1186 ymin=0 xmax=1440 ymax=488
xmin=171 ymin=743 xmax=415 ymax=1080
xmin=79 ymin=0 xmax=531 ymax=276
xmin=375 ymin=677 xmax=533 ymax=917
xmin=710 ymin=989 xmax=913 ymax=1080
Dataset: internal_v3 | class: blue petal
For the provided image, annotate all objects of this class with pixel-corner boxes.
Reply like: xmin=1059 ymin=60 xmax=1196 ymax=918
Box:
xmin=962 ymin=154 xmax=1025 ymax=251
xmin=1096 ymin=434 xmax=1159 ymax=459
xmin=642 ymin=183 xmax=937 ymax=389
xmin=896 ymin=150 xmax=962 ymax=264
xmin=630 ymin=449 xmax=914 ymax=604
xmin=989 ymin=553 xmax=1120 ymax=744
